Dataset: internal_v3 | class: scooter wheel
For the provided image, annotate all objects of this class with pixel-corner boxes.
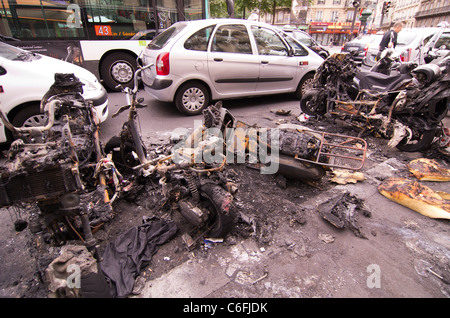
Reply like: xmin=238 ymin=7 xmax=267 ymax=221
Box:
xmin=200 ymin=182 xmax=236 ymax=238
xmin=300 ymin=89 xmax=326 ymax=116
xmin=396 ymin=129 xmax=436 ymax=152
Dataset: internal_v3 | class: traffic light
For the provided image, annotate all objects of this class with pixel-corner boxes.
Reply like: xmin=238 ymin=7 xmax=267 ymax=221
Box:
xmin=382 ymin=1 xmax=391 ymax=14
xmin=352 ymin=0 xmax=360 ymax=7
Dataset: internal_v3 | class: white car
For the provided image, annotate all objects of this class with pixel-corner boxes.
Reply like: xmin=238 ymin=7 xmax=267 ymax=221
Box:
xmin=363 ymin=28 xmax=441 ymax=67
xmin=421 ymin=27 xmax=450 ymax=65
xmin=0 ymin=41 xmax=109 ymax=144
xmin=141 ymin=19 xmax=323 ymax=115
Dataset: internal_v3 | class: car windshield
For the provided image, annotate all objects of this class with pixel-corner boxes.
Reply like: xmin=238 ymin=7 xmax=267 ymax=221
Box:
xmin=0 ymin=42 xmax=40 ymax=61
xmin=348 ymin=34 xmax=382 ymax=44
xmin=291 ymin=31 xmax=314 ymax=46
xmin=147 ymin=22 xmax=187 ymax=49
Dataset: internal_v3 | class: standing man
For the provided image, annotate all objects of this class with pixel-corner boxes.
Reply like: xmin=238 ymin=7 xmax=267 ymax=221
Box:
xmin=376 ymin=21 xmax=403 ymax=60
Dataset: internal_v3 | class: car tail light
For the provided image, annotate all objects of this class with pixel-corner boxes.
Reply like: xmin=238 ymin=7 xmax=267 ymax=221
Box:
xmin=400 ymin=48 xmax=412 ymax=62
xmin=156 ymin=52 xmax=170 ymax=75
xmin=364 ymin=45 xmax=369 ymax=56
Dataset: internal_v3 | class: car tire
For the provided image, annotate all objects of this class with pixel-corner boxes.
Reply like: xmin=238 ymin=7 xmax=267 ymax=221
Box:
xmin=12 ymin=103 xmax=47 ymax=128
xmin=295 ymin=73 xmax=315 ymax=100
xmin=100 ymin=52 xmax=137 ymax=91
xmin=10 ymin=104 xmax=47 ymax=142
xmin=175 ymin=82 xmax=210 ymax=115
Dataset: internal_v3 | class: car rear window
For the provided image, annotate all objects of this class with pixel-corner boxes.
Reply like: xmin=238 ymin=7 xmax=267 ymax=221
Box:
xmin=397 ymin=32 xmax=417 ymax=46
xmin=147 ymin=22 xmax=187 ymax=49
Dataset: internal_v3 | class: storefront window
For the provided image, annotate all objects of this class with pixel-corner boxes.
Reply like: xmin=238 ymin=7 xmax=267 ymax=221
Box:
xmin=184 ymin=0 xmax=203 ymax=20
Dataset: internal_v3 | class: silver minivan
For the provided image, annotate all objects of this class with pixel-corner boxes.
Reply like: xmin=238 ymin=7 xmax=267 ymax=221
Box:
xmin=141 ymin=19 xmax=323 ymax=115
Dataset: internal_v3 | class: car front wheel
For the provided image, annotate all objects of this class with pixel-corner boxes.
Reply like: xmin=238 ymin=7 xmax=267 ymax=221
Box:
xmin=10 ymin=104 xmax=47 ymax=142
xmin=295 ymin=73 xmax=315 ymax=99
xmin=175 ymin=82 xmax=210 ymax=115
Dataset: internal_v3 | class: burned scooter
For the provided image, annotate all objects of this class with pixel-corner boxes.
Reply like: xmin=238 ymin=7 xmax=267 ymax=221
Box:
xmin=0 ymin=74 xmax=117 ymax=254
xmin=105 ymin=64 xmax=236 ymax=242
xmin=300 ymin=53 xmax=449 ymax=152
xmin=106 ymin=63 xmax=367 ymax=243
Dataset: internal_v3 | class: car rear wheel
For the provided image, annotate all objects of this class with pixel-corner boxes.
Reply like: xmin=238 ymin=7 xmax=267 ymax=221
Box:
xmin=100 ymin=52 xmax=137 ymax=91
xmin=175 ymin=82 xmax=210 ymax=115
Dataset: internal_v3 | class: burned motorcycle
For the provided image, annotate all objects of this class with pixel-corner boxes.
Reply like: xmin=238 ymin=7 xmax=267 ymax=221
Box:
xmin=301 ymin=53 xmax=449 ymax=152
xmin=0 ymin=74 xmax=115 ymax=254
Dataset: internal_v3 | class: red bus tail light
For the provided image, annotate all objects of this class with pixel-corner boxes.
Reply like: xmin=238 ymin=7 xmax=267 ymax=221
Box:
xmin=156 ymin=52 xmax=170 ymax=75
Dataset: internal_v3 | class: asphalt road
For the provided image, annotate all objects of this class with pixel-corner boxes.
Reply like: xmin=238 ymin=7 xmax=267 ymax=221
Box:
xmin=97 ymin=45 xmax=346 ymax=146
xmin=98 ymin=90 xmax=303 ymax=145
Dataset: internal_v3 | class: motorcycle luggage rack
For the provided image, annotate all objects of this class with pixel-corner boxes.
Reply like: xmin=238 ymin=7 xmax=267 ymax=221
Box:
xmin=294 ymin=130 xmax=367 ymax=171
xmin=233 ymin=121 xmax=367 ymax=171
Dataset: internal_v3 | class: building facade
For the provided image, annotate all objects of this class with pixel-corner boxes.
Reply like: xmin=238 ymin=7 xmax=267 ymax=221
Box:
xmin=253 ymin=0 xmax=449 ymax=43
xmin=305 ymin=0 xmax=367 ymax=45
xmin=415 ymin=0 xmax=450 ymax=27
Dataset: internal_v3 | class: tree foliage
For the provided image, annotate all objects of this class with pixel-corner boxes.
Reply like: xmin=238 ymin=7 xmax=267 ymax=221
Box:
xmin=209 ymin=0 xmax=292 ymax=20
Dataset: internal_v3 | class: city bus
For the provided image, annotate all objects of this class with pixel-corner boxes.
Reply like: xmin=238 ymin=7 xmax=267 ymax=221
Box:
xmin=0 ymin=0 xmax=206 ymax=91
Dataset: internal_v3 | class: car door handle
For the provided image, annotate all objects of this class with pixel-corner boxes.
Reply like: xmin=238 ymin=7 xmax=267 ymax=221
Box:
xmin=261 ymin=60 xmax=269 ymax=64
xmin=214 ymin=58 xmax=223 ymax=62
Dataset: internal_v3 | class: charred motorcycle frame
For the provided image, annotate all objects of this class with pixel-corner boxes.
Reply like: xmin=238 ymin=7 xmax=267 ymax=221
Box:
xmin=301 ymin=53 xmax=449 ymax=152
xmin=0 ymin=74 xmax=115 ymax=254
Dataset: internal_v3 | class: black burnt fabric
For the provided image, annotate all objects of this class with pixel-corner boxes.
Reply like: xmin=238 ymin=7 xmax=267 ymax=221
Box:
xmin=101 ymin=217 xmax=178 ymax=297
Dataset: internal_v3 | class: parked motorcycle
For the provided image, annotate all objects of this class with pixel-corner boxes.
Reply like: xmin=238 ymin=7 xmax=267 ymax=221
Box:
xmin=300 ymin=53 xmax=449 ymax=152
